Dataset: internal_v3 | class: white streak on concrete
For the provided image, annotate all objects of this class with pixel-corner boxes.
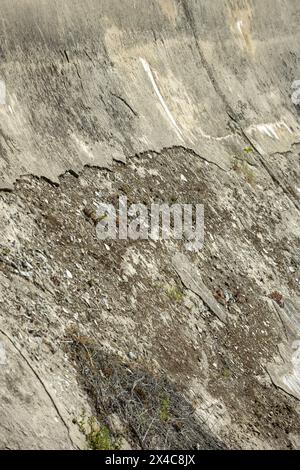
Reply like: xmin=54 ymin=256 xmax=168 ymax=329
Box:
xmin=236 ymin=20 xmax=243 ymax=35
xmin=281 ymin=122 xmax=293 ymax=134
xmin=0 ymin=80 xmax=6 ymax=105
xmin=0 ymin=341 xmax=6 ymax=365
xmin=257 ymin=124 xmax=280 ymax=140
xmin=72 ymin=134 xmax=95 ymax=159
xmin=282 ymin=341 xmax=300 ymax=400
xmin=140 ymin=58 xmax=236 ymax=144
xmin=291 ymin=80 xmax=300 ymax=105
xmin=197 ymin=125 xmax=233 ymax=142
xmin=140 ymin=58 xmax=184 ymax=141
xmin=247 ymin=121 xmax=293 ymax=140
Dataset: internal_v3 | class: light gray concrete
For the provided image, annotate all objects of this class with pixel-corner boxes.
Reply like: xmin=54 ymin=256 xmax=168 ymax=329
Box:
xmin=0 ymin=0 xmax=299 ymax=189
xmin=0 ymin=0 xmax=300 ymax=450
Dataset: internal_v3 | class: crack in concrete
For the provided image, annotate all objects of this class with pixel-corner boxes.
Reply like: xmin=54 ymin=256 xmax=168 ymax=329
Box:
xmin=111 ymin=92 xmax=138 ymax=117
xmin=0 ymin=328 xmax=78 ymax=449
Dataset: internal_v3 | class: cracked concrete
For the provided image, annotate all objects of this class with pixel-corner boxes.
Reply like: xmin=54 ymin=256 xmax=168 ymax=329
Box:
xmin=0 ymin=145 xmax=299 ymax=449
xmin=0 ymin=0 xmax=300 ymax=188
xmin=0 ymin=0 xmax=300 ymax=451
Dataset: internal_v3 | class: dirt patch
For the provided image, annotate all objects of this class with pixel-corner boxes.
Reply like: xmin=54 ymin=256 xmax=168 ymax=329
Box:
xmin=0 ymin=147 xmax=299 ymax=449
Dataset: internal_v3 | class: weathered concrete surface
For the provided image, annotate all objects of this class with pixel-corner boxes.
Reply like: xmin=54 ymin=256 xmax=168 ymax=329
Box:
xmin=0 ymin=0 xmax=300 ymax=189
xmin=267 ymin=299 xmax=300 ymax=401
xmin=0 ymin=331 xmax=84 ymax=449
xmin=0 ymin=145 xmax=299 ymax=449
xmin=172 ymin=253 xmax=228 ymax=323
xmin=0 ymin=0 xmax=300 ymax=450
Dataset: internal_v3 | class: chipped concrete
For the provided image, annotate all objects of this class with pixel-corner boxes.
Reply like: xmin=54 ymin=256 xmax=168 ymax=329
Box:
xmin=268 ymin=299 xmax=300 ymax=401
xmin=0 ymin=0 xmax=300 ymax=451
xmin=0 ymin=1 xmax=300 ymax=187
xmin=0 ymin=145 xmax=299 ymax=449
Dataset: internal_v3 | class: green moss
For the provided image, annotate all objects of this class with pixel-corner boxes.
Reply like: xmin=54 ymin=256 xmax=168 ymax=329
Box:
xmin=77 ymin=414 xmax=120 ymax=450
xmin=160 ymin=395 xmax=170 ymax=422
xmin=165 ymin=285 xmax=184 ymax=302
xmin=222 ymin=368 xmax=232 ymax=379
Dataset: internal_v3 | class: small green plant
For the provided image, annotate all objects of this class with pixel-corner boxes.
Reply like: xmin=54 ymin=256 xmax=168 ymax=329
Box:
xmin=76 ymin=414 xmax=119 ymax=450
xmin=222 ymin=368 xmax=232 ymax=379
xmin=165 ymin=285 xmax=184 ymax=302
xmin=160 ymin=395 xmax=170 ymax=422
xmin=243 ymin=146 xmax=253 ymax=154
xmin=96 ymin=214 xmax=108 ymax=223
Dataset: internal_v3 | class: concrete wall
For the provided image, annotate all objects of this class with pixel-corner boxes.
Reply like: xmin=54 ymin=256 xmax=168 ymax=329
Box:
xmin=0 ymin=0 xmax=299 ymax=187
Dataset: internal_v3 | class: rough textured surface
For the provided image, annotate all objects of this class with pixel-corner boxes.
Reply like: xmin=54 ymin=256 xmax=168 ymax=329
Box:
xmin=0 ymin=0 xmax=300 ymax=188
xmin=0 ymin=147 xmax=299 ymax=449
xmin=172 ymin=253 xmax=228 ymax=323
xmin=0 ymin=0 xmax=300 ymax=450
